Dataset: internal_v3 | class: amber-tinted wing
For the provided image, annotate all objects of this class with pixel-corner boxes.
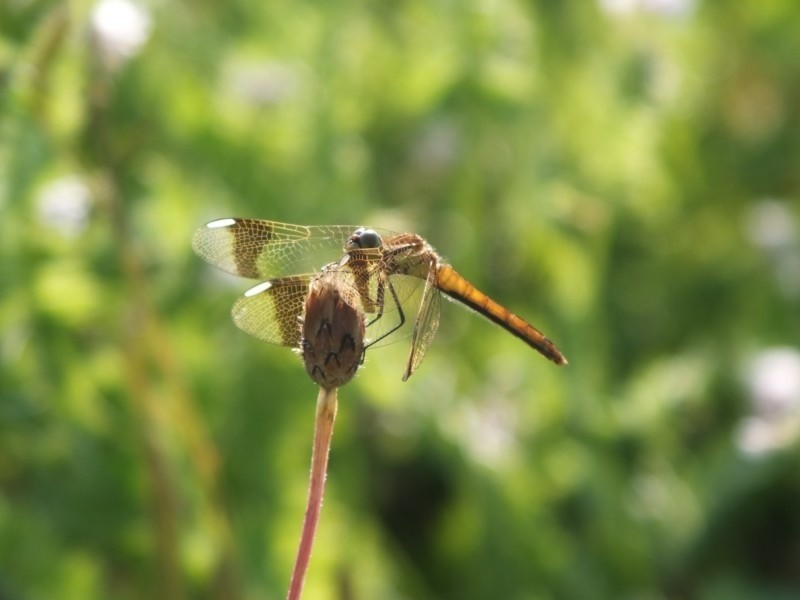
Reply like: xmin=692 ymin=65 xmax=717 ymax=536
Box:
xmin=192 ymin=218 xmax=397 ymax=280
xmin=231 ymin=275 xmax=313 ymax=346
xmin=230 ymin=267 xmax=422 ymax=349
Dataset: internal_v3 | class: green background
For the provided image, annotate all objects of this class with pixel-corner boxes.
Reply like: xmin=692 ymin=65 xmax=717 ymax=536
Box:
xmin=2 ymin=0 xmax=799 ymax=598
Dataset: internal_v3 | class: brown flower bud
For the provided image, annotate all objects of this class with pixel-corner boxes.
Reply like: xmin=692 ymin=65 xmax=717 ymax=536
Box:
xmin=301 ymin=271 xmax=366 ymax=389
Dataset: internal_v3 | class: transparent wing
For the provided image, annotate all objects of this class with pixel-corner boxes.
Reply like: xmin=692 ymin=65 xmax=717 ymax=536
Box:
xmin=401 ymin=267 xmax=441 ymax=380
xmin=192 ymin=218 xmax=396 ymax=280
xmin=359 ymin=273 xmax=430 ymax=350
xmin=231 ymin=275 xmax=313 ymax=346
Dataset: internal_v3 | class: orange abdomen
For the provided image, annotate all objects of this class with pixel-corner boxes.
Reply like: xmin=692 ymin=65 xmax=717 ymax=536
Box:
xmin=435 ymin=265 xmax=567 ymax=366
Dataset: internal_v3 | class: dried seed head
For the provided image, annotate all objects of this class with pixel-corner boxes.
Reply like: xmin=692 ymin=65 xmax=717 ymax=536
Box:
xmin=301 ymin=271 xmax=365 ymax=389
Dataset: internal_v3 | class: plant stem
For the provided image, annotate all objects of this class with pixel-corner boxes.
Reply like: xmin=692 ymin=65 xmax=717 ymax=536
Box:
xmin=287 ymin=386 xmax=339 ymax=600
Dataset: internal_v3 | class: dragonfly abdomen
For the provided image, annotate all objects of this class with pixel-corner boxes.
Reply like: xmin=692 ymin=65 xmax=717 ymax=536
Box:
xmin=435 ymin=265 xmax=568 ymax=366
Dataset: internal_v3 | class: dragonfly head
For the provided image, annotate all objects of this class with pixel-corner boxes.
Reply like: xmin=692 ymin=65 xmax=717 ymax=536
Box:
xmin=348 ymin=227 xmax=383 ymax=250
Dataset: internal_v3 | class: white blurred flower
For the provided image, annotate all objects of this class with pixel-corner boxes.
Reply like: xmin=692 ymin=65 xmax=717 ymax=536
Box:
xmin=737 ymin=348 xmax=800 ymax=457
xmin=224 ymin=61 xmax=303 ymax=108
xmin=598 ymin=0 xmax=694 ymax=18
xmin=411 ymin=120 xmax=461 ymax=175
xmin=744 ymin=199 xmax=800 ymax=299
xmin=441 ymin=359 xmax=527 ymax=470
xmin=599 ymin=0 xmax=638 ymax=14
xmin=90 ymin=0 xmax=152 ymax=70
xmin=460 ymin=401 xmax=517 ymax=468
xmin=745 ymin=199 xmax=797 ymax=251
xmin=37 ymin=175 xmax=92 ymax=237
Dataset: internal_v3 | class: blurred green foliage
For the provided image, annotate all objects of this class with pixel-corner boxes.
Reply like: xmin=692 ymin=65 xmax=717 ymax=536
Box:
xmin=2 ymin=0 xmax=800 ymax=598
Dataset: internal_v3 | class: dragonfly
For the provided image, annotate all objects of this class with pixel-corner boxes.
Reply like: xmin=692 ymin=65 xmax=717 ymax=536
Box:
xmin=192 ymin=218 xmax=567 ymax=380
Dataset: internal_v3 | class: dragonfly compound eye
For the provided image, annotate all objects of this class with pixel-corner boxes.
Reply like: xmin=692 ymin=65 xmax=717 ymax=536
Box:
xmin=351 ymin=228 xmax=382 ymax=249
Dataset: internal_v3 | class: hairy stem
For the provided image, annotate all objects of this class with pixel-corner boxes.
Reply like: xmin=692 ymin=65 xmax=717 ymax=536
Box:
xmin=287 ymin=386 xmax=339 ymax=600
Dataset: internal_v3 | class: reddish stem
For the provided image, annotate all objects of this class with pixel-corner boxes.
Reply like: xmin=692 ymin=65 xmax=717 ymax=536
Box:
xmin=287 ymin=386 xmax=339 ymax=600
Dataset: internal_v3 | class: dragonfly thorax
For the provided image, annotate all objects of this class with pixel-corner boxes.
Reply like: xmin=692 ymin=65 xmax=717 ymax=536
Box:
xmin=348 ymin=228 xmax=383 ymax=250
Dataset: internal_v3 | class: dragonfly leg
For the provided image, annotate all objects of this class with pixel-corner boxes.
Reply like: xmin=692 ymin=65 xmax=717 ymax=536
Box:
xmin=364 ymin=276 xmax=386 ymax=328
xmin=364 ymin=278 xmax=405 ymax=348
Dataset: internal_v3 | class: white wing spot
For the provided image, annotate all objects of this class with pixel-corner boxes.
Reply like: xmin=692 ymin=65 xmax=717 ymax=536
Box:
xmin=244 ymin=281 xmax=273 ymax=297
xmin=207 ymin=218 xmax=237 ymax=229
